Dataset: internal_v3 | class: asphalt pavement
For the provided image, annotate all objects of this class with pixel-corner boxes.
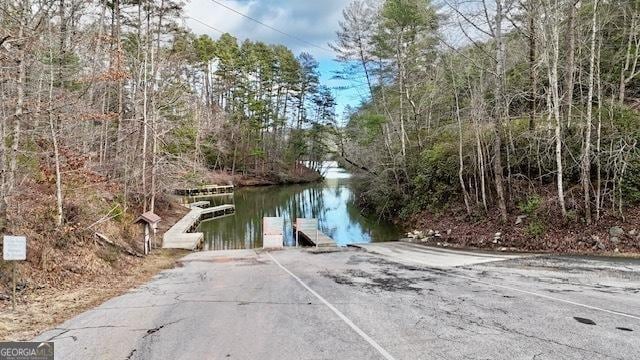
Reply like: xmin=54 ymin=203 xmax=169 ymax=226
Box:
xmin=35 ymin=242 xmax=640 ymax=359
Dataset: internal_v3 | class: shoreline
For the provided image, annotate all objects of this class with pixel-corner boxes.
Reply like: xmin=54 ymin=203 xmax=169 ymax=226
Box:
xmin=204 ymin=168 xmax=324 ymax=188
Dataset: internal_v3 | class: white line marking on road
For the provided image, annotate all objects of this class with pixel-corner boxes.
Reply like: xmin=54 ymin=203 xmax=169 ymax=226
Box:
xmin=405 ymin=257 xmax=640 ymax=321
xmin=266 ymin=252 xmax=396 ymax=360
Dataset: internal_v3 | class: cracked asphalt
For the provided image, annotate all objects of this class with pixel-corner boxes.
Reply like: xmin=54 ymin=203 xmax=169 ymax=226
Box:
xmin=35 ymin=242 xmax=640 ymax=359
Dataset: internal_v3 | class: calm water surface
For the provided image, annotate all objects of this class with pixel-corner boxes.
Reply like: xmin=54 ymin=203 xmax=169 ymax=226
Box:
xmin=197 ymin=163 xmax=402 ymax=250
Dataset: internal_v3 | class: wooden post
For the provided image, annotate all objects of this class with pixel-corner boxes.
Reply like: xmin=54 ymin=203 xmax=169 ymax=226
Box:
xmin=144 ymin=223 xmax=150 ymax=255
xmin=12 ymin=262 xmax=16 ymax=310
xmin=152 ymin=224 xmax=157 ymax=249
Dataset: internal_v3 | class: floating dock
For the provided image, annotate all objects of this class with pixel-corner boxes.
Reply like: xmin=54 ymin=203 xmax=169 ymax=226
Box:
xmin=175 ymin=185 xmax=234 ymax=197
xmin=163 ymin=204 xmax=235 ymax=250
xmin=293 ymin=218 xmax=337 ymax=247
xmin=200 ymin=204 xmax=235 ymax=221
xmin=188 ymin=201 xmax=210 ymax=208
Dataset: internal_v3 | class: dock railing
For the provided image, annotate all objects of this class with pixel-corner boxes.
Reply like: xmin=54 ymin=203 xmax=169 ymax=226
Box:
xmin=295 ymin=218 xmax=331 ymax=247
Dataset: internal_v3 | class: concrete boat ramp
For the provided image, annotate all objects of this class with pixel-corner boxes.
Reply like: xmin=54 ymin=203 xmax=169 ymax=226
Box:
xmin=37 ymin=244 xmax=640 ymax=360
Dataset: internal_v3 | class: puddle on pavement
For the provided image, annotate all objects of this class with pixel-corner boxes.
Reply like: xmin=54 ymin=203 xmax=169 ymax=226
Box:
xmin=320 ymin=266 xmax=429 ymax=293
xmin=616 ymin=327 xmax=633 ymax=332
xmin=574 ymin=317 xmax=596 ymax=325
xmin=317 ymin=253 xmax=452 ymax=294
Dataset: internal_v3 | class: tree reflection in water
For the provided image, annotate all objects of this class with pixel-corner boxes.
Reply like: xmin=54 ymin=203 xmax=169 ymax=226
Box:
xmin=197 ymin=178 xmax=402 ymax=251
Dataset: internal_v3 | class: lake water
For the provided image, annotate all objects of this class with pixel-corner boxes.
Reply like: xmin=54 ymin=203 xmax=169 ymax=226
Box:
xmin=197 ymin=162 xmax=402 ymax=250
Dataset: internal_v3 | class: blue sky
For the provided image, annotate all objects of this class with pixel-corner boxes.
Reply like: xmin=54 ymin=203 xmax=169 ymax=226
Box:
xmin=184 ymin=0 xmax=370 ymax=121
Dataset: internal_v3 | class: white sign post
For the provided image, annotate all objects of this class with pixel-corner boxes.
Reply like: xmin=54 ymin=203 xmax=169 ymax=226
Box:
xmin=3 ymin=235 xmax=26 ymax=310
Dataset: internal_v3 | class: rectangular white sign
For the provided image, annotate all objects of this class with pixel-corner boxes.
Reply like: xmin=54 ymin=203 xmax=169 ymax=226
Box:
xmin=263 ymin=217 xmax=284 ymax=235
xmin=3 ymin=235 xmax=26 ymax=261
xmin=263 ymin=217 xmax=284 ymax=248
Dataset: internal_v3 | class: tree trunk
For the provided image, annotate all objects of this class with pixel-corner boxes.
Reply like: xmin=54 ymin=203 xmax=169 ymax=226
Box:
xmin=471 ymin=83 xmax=488 ymax=213
xmin=150 ymin=0 xmax=164 ymax=213
xmin=595 ymin=36 xmax=603 ymax=221
xmin=397 ymin=31 xmax=407 ymax=159
xmin=493 ymin=0 xmax=508 ymax=222
xmin=114 ymin=0 xmax=124 ymax=158
xmin=581 ymin=0 xmax=598 ymax=225
xmin=528 ymin=5 xmax=537 ymax=130
xmin=9 ymin=21 xmax=26 ymax=196
xmin=454 ymin=84 xmax=471 ymax=216
xmin=544 ymin=0 xmax=568 ymax=218
xmin=563 ymin=0 xmax=577 ymax=127
xmin=618 ymin=10 xmax=638 ymax=105
xmin=48 ymin=31 xmax=63 ymax=226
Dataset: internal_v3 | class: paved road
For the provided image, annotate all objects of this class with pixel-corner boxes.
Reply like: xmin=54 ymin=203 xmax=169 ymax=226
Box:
xmin=355 ymin=242 xmax=525 ymax=267
xmin=36 ymin=242 xmax=640 ymax=359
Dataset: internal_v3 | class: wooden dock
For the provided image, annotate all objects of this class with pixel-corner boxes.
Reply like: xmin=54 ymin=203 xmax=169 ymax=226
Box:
xmin=293 ymin=218 xmax=337 ymax=247
xmin=163 ymin=204 xmax=235 ymax=250
xmin=188 ymin=201 xmax=210 ymax=208
xmin=200 ymin=204 xmax=235 ymax=221
xmin=175 ymin=185 xmax=234 ymax=197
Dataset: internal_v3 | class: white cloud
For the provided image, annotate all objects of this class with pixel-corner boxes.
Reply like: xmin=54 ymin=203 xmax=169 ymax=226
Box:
xmin=184 ymin=0 xmax=348 ymax=59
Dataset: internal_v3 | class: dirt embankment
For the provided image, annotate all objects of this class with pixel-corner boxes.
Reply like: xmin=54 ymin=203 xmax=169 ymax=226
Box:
xmin=0 ymin=193 xmax=188 ymax=341
xmin=404 ymin=205 xmax=640 ymax=256
xmin=0 ymin=149 xmax=191 ymax=340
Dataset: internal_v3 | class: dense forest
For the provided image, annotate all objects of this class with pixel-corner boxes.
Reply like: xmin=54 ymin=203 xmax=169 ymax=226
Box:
xmin=0 ymin=0 xmax=639 ymax=250
xmin=0 ymin=0 xmax=336 ymax=233
xmin=334 ymin=0 xmax=640 ymax=239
